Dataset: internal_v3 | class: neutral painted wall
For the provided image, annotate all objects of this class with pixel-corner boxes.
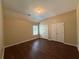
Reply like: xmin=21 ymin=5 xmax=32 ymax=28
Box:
xmin=77 ymin=3 xmax=79 ymax=50
xmin=4 ymin=9 xmax=37 ymax=47
xmin=0 ymin=0 xmax=4 ymax=59
xmin=40 ymin=10 xmax=77 ymax=46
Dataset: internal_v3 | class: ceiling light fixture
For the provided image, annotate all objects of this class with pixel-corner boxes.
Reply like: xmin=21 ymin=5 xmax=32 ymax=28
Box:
xmin=34 ymin=7 xmax=45 ymax=14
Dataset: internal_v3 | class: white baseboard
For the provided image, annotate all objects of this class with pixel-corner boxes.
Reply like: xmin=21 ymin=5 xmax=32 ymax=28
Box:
xmin=77 ymin=44 xmax=79 ymax=51
xmin=2 ymin=48 xmax=5 ymax=59
xmin=48 ymin=39 xmax=77 ymax=47
xmin=4 ymin=37 xmax=38 ymax=48
xmin=4 ymin=38 xmax=77 ymax=49
xmin=64 ymin=43 xmax=77 ymax=47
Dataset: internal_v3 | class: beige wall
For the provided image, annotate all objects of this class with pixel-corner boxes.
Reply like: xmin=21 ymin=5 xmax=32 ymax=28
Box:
xmin=3 ymin=8 xmax=77 ymax=47
xmin=4 ymin=9 xmax=37 ymax=47
xmin=77 ymin=3 xmax=79 ymax=49
xmin=40 ymin=10 xmax=77 ymax=46
xmin=0 ymin=0 xmax=4 ymax=59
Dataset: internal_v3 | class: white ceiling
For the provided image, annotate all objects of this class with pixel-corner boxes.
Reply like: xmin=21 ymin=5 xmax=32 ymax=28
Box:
xmin=3 ymin=0 xmax=78 ymax=22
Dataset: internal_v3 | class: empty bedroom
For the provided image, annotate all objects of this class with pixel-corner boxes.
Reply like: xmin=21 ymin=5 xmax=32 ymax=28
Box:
xmin=0 ymin=0 xmax=79 ymax=59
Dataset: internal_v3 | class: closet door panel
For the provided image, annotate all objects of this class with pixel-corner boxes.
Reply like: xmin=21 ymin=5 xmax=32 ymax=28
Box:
xmin=51 ymin=23 xmax=64 ymax=43
xmin=51 ymin=24 xmax=57 ymax=41
xmin=56 ymin=23 xmax=64 ymax=43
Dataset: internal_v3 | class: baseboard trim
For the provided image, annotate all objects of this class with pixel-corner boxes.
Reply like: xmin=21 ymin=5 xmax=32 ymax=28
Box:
xmin=2 ymin=48 xmax=5 ymax=59
xmin=77 ymin=44 xmax=79 ymax=51
xmin=4 ymin=37 xmax=38 ymax=48
xmin=4 ymin=38 xmax=77 ymax=48
xmin=48 ymin=39 xmax=77 ymax=47
xmin=64 ymin=43 xmax=77 ymax=47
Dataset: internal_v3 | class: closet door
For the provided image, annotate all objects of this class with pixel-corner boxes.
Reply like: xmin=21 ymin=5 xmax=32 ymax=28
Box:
xmin=39 ymin=24 xmax=48 ymax=39
xmin=56 ymin=23 xmax=64 ymax=43
xmin=51 ymin=24 xmax=57 ymax=41
xmin=51 ymin=23 xmax=64 ymax=43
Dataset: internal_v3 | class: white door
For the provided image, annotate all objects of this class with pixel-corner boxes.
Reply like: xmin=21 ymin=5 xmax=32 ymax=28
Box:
xmin=39 ymin=24 xmax=48 ymax=39
xmin=51 ymin=24 xmax=57 ymax=41
xmin=56 ymin=23 xmax=64 ymax=43
xmin=51 ymin=23 xmax=64 ymax=43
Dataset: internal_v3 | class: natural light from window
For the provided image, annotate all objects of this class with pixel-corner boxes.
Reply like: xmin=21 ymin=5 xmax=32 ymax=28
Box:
xmin=33 ymin=25 xmax=38 ymax=35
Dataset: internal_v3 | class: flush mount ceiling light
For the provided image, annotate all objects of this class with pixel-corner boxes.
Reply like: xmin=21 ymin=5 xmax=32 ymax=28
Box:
xmin=34 ymin=6 xmax=45 ymax=14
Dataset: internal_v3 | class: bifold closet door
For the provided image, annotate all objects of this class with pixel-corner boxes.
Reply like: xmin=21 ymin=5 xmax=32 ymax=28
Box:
xmin=51 ymin=23 xmax=64 ymax=43
xmin=51 ymin=24 xmax=57 ymax=41
xmin=56 ymin=23 xmax=64 ymax=43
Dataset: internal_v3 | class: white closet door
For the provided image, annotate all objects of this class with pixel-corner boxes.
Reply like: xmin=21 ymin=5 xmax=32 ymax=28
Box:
xmin=39 ymin=24 xmax=48 ymax=39
xmin=56 ymin=23 xmax=64 ymax=43
xmin=51 ymin=24 xmax=57 ymax=41
xmin=51 ymin=23 xmax=64 ymax=43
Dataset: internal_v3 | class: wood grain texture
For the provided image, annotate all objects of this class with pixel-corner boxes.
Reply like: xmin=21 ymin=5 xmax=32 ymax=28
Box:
xmin=4 ymin=38 xmax=79 ymax=59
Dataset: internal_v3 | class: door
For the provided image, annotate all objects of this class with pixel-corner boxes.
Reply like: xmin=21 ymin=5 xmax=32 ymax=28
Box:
xmin=56 ymin=23 xmax=64 ymax=43
xmin=51 ymin=23 xmax=64 ymax=43
xmin=51 ymin=24 xmax=57 ymax=41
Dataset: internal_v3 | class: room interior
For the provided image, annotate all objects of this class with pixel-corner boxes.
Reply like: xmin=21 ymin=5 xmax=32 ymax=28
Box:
xmin=0 ymin=0 xmax=79 ymax=59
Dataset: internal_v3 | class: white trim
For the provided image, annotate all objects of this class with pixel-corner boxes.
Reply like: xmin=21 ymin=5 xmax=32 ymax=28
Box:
xmin=2 ymin=48 xmax=5 ymax=59
xmin=77 ymin=3 xmax=79 ymax=51
xmin=48 ymin=39 xmax=77 ymax=47
xmin=77 ymin=42 xmax=79 ymax=51
xmin=4 ymin=38 xmax=77 ymax=48
xmin=4 ymin=37 xmax=38 ymax=48
xmin=63 ymin=43 xmax=77 ymax=47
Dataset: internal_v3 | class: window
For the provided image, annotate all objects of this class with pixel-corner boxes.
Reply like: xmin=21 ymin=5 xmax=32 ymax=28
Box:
xmin=33 ymin=25 xmax=38 ymax=35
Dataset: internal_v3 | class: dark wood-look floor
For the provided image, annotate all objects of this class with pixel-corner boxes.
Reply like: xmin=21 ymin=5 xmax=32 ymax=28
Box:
xmin=4 ymin=38 xmax=79 ymax=59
